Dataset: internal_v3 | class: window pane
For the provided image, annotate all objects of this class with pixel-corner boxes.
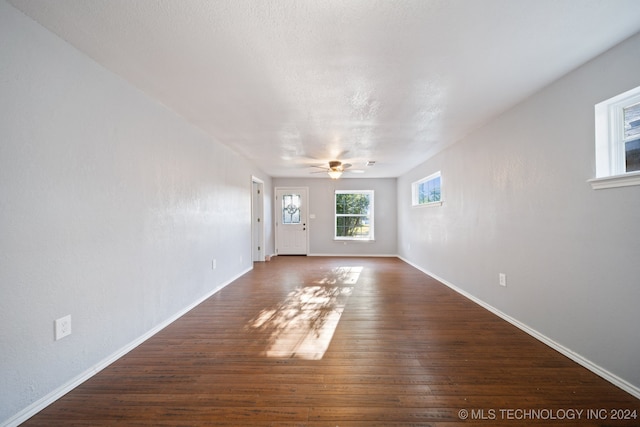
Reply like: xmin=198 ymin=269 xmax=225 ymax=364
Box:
xmin=282 ymin=194 xmax=301 ymax=224
xmin=352 ymin=216 xmax=370 ymax=238
xmin=336 ymin=216 xmax=370 ymax=238
xmin=336 ymin=194 xmax=347 ymax=214
xmin=624 ymin=102 xmax=640 ymax=172
xmin=415 ymin=175 xmax=441 ymax=204
xmin=336 ymin=193 xmax=369 ymax=215
xmin=428 ymin=176 xmax=441 ymax=202
xmin=626 ymin=138 xmax=640 ymax=172
xmin=336 ymin=216 xmax=349 ymax=237
xmin=624 ymin=102 xmax=640 ymax=140
xmin=418 ymin=182 xmax=428 ymax=204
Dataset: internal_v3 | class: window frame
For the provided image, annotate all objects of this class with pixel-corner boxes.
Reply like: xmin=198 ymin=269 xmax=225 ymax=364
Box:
xmin=590 ymin=86 xmax=640 ymax=189
xmin=412 ymin=171 xmax=443 ymax=207
xmin=334 ymin=190 xmax=375 ymax=241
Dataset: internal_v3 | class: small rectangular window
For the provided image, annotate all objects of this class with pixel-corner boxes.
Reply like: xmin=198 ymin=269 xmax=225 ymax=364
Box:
xmin=335 ymin=190 xmax=374 ymax=240
xmin=591 ymin=85 xmax=640 ymax=189
xmin=412 ymin=172 xmax=442 ymax=206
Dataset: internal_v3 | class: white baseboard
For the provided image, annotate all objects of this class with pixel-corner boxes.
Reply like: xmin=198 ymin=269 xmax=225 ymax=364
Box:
xmin=3 ymin=267 xmax=252 ymax=427
xmin=398 ymin=256 xmax=640 ymax=400
xmin=308 ymin=253 xmax=398 ymax=257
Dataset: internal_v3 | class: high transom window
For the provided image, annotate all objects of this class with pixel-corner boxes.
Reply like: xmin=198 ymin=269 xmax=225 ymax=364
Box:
xmin=335 ymin=190 xmax=374 ymax=241
xmin=412 ymin=171 xmax=442 ymax=206
xmin=591 ymin=85 xmax=640 ymax=189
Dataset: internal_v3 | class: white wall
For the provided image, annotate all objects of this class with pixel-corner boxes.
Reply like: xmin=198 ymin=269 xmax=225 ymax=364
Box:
xmin=273 ymin=178 xmax=397 ymax=256
xmin=398 ymin=32 xmax=640 ymax=395
xmin=0 ymin=2 xmax=272 ymax=424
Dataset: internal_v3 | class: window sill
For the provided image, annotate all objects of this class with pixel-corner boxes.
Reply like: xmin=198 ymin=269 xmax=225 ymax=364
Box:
xmin=412 ymin=201 xmax=444 ymax=208
xmin=587 ymin=171 xmax=640 ymax=189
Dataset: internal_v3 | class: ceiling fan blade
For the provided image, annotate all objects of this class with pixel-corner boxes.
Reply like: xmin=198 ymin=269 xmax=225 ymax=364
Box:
xmin=341 ymin=163 xmax=352 ymax=169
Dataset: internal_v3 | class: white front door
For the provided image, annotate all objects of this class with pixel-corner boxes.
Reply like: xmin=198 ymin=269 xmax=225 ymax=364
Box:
xmin=275 ymin=187 xmax=308 ymax=255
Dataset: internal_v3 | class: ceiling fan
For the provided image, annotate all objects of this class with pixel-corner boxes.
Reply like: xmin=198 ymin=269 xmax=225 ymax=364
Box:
xmin=311 ymin=160 xmax=352 ymax=179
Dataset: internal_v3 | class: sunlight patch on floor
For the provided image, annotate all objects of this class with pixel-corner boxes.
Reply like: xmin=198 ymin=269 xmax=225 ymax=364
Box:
xmin=246 ymin=266 xmax=362 ymax=359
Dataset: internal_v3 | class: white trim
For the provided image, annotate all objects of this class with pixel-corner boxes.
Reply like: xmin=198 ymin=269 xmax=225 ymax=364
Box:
xmin=413 ymin=201 xmax=444 ymax=208
xmin=398 ymin=256 xmax=640 ymax=400
xmin=251 ymin=176 xmax=265 ymax=262
xmin=587 ymin=171 xmax=640 ymax=189
xmin=3 ymin=267 xmax=252 ymax=427
xmin=308 ymin=253 xmax=397 ymax=257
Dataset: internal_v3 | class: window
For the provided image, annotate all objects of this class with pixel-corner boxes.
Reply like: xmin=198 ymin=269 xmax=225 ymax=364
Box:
xmin=281 ymin=193 xmax=301 ymax=224
xmin=335 ymin=190 xmax=374 ymax=240
xmin=591 ymin=85 xmax=640 ymax=189
xmin=412 ymin=171 xmax=442 ymax=206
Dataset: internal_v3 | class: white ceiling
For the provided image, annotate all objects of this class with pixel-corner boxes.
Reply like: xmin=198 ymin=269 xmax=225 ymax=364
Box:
xmin=9 ymin=0 xmax=640 ymax=178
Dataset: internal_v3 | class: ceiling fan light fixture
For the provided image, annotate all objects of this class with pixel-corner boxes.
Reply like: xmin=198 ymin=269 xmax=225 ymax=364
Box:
xmin=328 ymin=170 xmax=343 ymax=179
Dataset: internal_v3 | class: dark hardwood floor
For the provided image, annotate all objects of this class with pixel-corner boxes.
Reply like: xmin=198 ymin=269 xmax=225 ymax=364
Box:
xmin=23 ymin=257 xmax=639 ymax=426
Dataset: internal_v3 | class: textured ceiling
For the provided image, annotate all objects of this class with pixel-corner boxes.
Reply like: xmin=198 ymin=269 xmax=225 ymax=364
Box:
xmin=9 ymin=0 xmax=640 ymax=178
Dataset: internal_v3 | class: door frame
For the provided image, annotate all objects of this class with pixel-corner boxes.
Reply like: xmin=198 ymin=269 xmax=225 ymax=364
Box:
xmin=251 ymin=176 xmax=265 ymax=262
xmin=274 ymin=186 xmax=309 ymax=255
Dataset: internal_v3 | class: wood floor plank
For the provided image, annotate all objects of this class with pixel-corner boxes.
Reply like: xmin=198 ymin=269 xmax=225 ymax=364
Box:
xmin=22 ymin=257 xmax=640 ymax=425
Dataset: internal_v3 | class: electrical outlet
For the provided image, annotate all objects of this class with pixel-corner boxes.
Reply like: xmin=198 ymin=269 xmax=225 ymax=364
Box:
xmin=55 ymin=315 xmax=72 ymax=341
xmin=212 ymin=258 xmax=217 ymax=269
xmin=499 ymin=273 xmax=507 ymax=287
